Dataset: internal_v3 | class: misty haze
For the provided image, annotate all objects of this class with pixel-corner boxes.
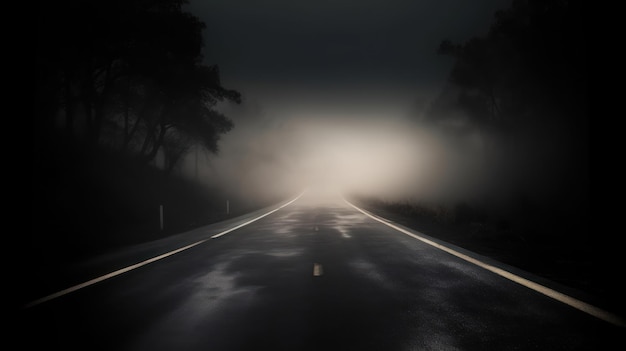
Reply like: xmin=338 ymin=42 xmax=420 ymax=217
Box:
xmin=26 ymin=1 xmax=614 ymax=350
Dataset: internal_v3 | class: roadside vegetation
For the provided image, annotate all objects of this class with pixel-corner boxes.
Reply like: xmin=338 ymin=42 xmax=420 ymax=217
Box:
xmin=30 ymin=0 xmax=259 ymax=267
xmin=348 ymin=193 xmax=622 ymax=318
xmin=31 ymin=138 xmax=278 ymax=266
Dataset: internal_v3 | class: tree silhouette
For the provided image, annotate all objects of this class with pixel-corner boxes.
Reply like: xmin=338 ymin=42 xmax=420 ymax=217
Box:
xmin=36 ymin=0 xmax=240 ymax=170
xmin=434 ymin=0 xmax=585 ymax=131
xmin=426 ymin=0 xmax=588 ymax=230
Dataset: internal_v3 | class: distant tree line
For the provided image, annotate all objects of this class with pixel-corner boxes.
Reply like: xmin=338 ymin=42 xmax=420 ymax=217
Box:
xmin=422 ymin=0 xmax=589 ymax=184
xmin=36 ymin=0 xmax=241 ymax=172
xmin=408 ymin=0 xmax=590 ymax=244
xmin=432 ymin=0 xmax=585 ymax=134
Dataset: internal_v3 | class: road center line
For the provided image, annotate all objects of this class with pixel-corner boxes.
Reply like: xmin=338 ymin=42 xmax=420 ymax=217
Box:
xmin=24 ymin=192 xmax=304 ymax=309
xmin=343 ymin=197 xmax=626 ymax=328
xmin=313 ymin=263 xmax=323 ymax=276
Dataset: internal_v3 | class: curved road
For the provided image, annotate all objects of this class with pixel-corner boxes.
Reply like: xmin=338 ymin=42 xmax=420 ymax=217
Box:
xmin=21 ymin=191 xmax=624 ymax=350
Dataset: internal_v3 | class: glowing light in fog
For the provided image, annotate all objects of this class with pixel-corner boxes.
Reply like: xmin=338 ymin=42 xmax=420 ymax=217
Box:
xmin=287 ymin=114 xmax=431 ymax=198
xmin=199 ymin=109 xmax=461 ymax=204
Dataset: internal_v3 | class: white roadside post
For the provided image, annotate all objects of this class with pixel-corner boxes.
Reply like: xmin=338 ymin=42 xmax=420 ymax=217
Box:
xmin=160 ymin=205 xmax=164 ymax=231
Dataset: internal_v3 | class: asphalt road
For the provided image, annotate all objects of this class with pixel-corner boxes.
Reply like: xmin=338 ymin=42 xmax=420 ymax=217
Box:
xmin=20 ymin=191 xmax=624 ymax=350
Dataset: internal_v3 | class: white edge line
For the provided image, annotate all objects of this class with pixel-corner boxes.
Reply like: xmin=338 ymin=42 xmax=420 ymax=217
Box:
xmin=343 ymin=197 xmax=626 ymax=328
xmin=210 ymin=191 xmax=304 ymax=239
xmin=24 ymin=191 xmax=305 ymax=309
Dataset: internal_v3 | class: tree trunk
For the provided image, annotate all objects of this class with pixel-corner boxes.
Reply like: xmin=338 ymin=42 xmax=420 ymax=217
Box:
xmin=140 ymin=121 xmax=155 ymax=156
xmin=63 ymin=69 xmax=75 ymax=136
xmin=91 ymin=61 xmax=114 ymax=145
xmin=145 ymin=123 xmax=168 ymax=162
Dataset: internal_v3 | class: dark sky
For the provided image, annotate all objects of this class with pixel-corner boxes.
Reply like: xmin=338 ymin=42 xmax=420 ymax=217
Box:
xmin=181 ymin=0 xmax=516 ymax=202
xmin=184 ymin=0 xmax=512 ymax=115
